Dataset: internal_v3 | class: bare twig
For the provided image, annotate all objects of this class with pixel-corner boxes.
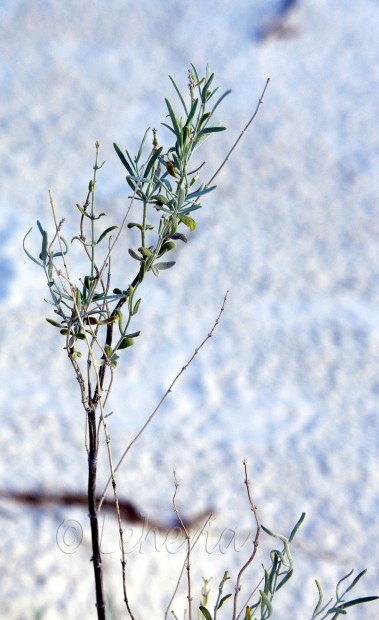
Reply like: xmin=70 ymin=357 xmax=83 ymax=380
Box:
xmin=232 ymin=459 xmax=261 ymax=620
xmin=206 ymin=79 xmax=270 ymax=189
xmin=165 ymin=513 xmax=213 ymax=619
xmin=172 ymin=471 xmax=192 ymax=620
xmin=99 ymin=291 xmax=229 ymax=508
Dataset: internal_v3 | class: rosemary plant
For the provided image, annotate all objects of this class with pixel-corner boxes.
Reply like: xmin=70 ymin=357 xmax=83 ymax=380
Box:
xmin=23 ymin=65 xmax=240 ymax=619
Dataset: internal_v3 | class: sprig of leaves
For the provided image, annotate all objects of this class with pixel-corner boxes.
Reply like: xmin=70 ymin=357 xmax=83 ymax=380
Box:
xmin=311 ymin=569 xmax=378 ymax=619
xmin=24 ymin=65 xmax=228 ymax=368
xmin=199 ymin=514 xmax=305 ymax=620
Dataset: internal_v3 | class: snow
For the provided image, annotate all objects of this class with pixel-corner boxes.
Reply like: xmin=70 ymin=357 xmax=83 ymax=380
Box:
xmin=1 ymin=0 xmax=379 ymax=618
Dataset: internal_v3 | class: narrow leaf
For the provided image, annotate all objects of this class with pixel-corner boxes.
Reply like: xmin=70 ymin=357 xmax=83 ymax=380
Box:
xmin=39 ymin=230 xmax=48 ymax=262
xmin=184 ymin=97 xmax=198 ymax=128
xmin=165 ymin=98 xmax=181 ymax=140
xmin=158 ymin=241 xmax=176 ymax=256
xmin=144 ymin=146 xmax=163 ymax=179
xmin=277 ymin=569 xmax=293 ymax=591
xmin=336 ymin=596 xmax=379 ymax=610
xmin=71 ymin=235 xmax=91 ymax=247
xmin=197 ymin=126 xmax=226 ymax=138
xmin=127 ymin=222 xmax=143 ymax=230
xmin=166 ymin=232 xmax=187 ymax=243
xmin=138 ymin=246 xmax=153 ymax=257
xmin=288 ymin=512 xmax=306 ymax=542
xmin=97 ymin=225 xmax=118 ymax=245
xmin=138 ymin=260 xmax=146 ymax=281
xmin=211 ymin=89 xmax=232 ymax=114
xmin=113 ymin=143 xmax=135 ymax=176
xmin=218 ymin=593 xmax=232 ymax=609
xmin=128 ymin=248 xmax=142 ymax=261
xmin=133 ymin=298 xmax=141 ymax=315
xmin=336 ymin=570 xmax=354 ymax=597
xmin=155 ymin=261 xmax=176 ymax=271
xmin=169 ymin=74 xmax=188 ymax=115
xmin=260 ymin=590 xmax=273 ymax=616
xmin=199 ymin=606 xmax=212 ymax=620
xmin=344 ymin=570 xmax=367 ymax=594
xmin=23 ymin=228 xmax=43 ymax=267
xmin=178 ymin=214 xmax=196 ymax=231
xmin=178 ymin=204 xmax=202 ymax=214
xmin=187 ymin=184 xmax=216 ymax=200
xmin=177 ymin=186 xmax=186 ymax=210
xmin=201 ymin=72 xmax=215 ymax=103
xmin=198 ymin=112 xmax=212 ymax=127
xmin=126 ymin=176 xmax=136 ymax=191
xmin=313 ymin=580 xmax=324 ymax=616
xmin=118 ymin=332 xmax=141 ymax=349
xmin=136 ymin=127 xmax=150 ymax=163
xmin=53 ymin=235 xmax=68 ymax=257
xmin=150 ymin=193 xmax=168 ymax=205
xmin=46 ymin=318 xmax=64 ymax=328
xmin=76 ymin=204 xmax=92 ymax=219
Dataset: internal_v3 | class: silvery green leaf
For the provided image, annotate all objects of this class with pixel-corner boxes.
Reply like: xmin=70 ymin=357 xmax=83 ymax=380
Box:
xmin=178 ymin=214 xmax=196 ymax=230
xmin=187 ymin=185 xmax=216 ymax=200
xmin=113 ymin=143 xmax=135 ymax=176
xmin=211 ymin=89 xmax=231 ymax=114
xmin=128 ymin=248 xmax=142 ymax=261
xmin=197 ymin=125 xmax=226 ymax=138
xmin=155 ymin=261 xmax=176 ymax=270
xmin=118 ymin=337 xmax=135 ymax=350
xmin=136 ymin=127 xmax=150 ymax=163
xmin=158 ymin=241 xmax=176 ymax=256
xmin=165 ymin=98 xmax=181 ymax=141
xmin=97 ymin=225 xmax=118 ymax=244
xmin=199 ymin=607 xmax=212 ymax=620
xmin=169 ymin=74 xmax=188 ymax=115
xmin=23 ymin=227 xmax=43 ymax=267
xmin=133 ymin=298 xmax=141 ymax=315
xmin=144 ymin=146 xmax=163 ymax=178
xmin=45 ymin=318 xmax=63 ymax=328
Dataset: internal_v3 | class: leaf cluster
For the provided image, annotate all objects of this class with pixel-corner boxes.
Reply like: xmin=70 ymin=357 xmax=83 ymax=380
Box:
xmin=198 ymin=512 xmax=378 ymax=620
xmin=23 ymin=65 xmax=228 ymax=369
xmin=198 ymin=514 xmax=305 ymax=620
xmin=311 ymin=569 xmax=379 ymax=619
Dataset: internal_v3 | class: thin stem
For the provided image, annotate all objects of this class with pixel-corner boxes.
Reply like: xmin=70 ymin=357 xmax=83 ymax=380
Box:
xmin=206 ymin=78 xmax=270 ymax=189
xmin=164 ymin=513 xmax=213 ymax=619
xmin=172 ymin=471 xmax=192 ymax=620
xmin=232 ymin=459 xmax=261 ymax=620
xmin=99 ymin=291 xmax=229 ymax=508
xmin=90 ymin=142 xmax=101 ymax=278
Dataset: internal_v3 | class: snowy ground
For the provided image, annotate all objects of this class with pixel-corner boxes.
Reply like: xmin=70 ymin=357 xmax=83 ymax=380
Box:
xmin=1 ymin=0 xmax=379 ymax=618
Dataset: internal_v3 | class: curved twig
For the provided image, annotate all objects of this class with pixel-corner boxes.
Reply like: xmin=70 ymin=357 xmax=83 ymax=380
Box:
xmin=99 ymin=291 xmax=229 ymax=508
xmin=232 ymin=459 xmax=261 ymax=620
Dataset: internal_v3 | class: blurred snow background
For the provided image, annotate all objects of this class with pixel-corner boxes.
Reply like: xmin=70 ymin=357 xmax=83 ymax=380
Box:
xmin=0 ymin=0 xmax=379 ymax=618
